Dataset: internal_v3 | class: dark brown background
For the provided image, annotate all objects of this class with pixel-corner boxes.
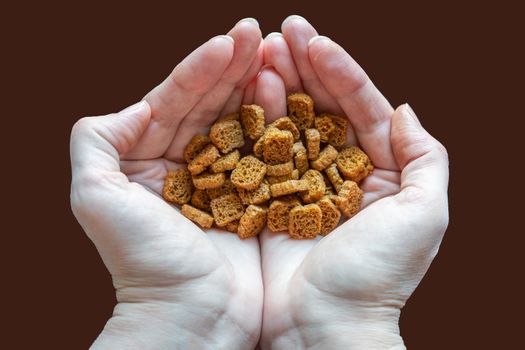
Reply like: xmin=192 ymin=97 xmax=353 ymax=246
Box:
xmin=3 ymin=1 xmax=522 ymax=348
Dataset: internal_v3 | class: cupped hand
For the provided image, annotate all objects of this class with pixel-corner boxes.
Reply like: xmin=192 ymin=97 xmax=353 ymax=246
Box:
xmin=70 ymin=19 xmax=264 ymax=349
xmin=258 ymin=16 xmax=449 ymax=349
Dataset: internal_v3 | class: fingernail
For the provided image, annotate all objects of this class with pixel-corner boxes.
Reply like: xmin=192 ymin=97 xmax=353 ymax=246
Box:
xmin=405 ymin=103 xmax=422 ymax=126
xmin=265 ymin=32 xmax=282 ymax=40
xmin=283 ymin=15 xmax=307 ymax=26
xmin=120 ymin=100 xmax=147 ymax=114
xmin=308 ymin=35 xmax=330 ymax=46
xmin=236 ymin=17 xmax=259 ymax=27
xmin=212 ymin=34 xmax=234 ymax=44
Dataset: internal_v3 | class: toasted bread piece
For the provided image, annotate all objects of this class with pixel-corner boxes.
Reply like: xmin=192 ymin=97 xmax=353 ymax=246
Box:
xmin=266 ymin=169 xmax=299 ymax=185
xmin=192 ymin=172 xmax=226 ymax=190
xmin=240 ymin=104 xmax=266 ymax=140
xmin=288 ymin=204 xmax=322 ymax=239
xmin=162 ymin=169 xmax=194 ymax=205
xmin=238 ymin=180 xmax=271 ymax=205
xmin=268 ymin=116 xmax=300 ymax=141
xmin=325 ymin=163 xmax=344 ymax=193
xmin=231 ymin=155 xmax=267 ymax=190
xmin=210 ymin=150 xmax=240 ymax=173
xmin=238 ymin=205 xmax=267 ymax=239
xmin=181 ymin=204 xmax=214 ymax=229
xmin=270 ymin=179 xmax=309 ymax=197
xmin=317 ymin=197 xmax=341 ymax=235
xmin=300 ymin=169 xmax=326 ymax=203
xmin=263 ymin=128 xmax=294 ymax=165
xmin=326 ymin=114 xmax=348 ymax=147
xmin=336 ymin=146 xmax=374 ymax=182
xmin=210 ymin=193 xmax=245 ymax=227
xmin=334 ymin=180 xmax=363 ymax=217
xmin=183 ymin=134 xmax=210 ymax=163
xmin=314 ymin=115 xmax=335 ymax=143
xmin=191 ymin=189 xmax=211 ymax=212
xmin=188 ymin=144 xmax=220 ymax=175
xmin=209 ymin=120 xmax=245 ymax=153
xmin=266 ymin=160 xmax=294 ymax=176
xmin=287 ymin=93 xmax=315 ymax=131
xmin=310 ymin=145 xmax=338 ymax=171
xmin=206 ymin=178 xmax=237 ymax=199
xmin=267 ymin=195 xmax=302 ymax=232
xmin=305 ymin=128 xmax=321 ymax=160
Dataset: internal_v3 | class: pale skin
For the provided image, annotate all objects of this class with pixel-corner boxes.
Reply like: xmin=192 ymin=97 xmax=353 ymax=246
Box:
xmin=70 ymin=15 xmax=448 ymax=350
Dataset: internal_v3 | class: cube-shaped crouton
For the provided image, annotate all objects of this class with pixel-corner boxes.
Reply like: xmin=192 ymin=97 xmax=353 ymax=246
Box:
xmin=191 ymin=189 xmax=211 ymax=212
xmin=238 ymin=205 xmax=268 ymax=239
xmin=224 ymin=220 xmax=239 ymax=233
xmin=210 ymin=193 xmax=245 ymax=227
xmin=314 ymin=115 xmax=335 ymax=143
xmin=288 ymin=204 xmax=322 ymax=239
xmin=206 ymin=178 xmax=237 ymax=199
xmin=268 ymin=116 xmax=300 ymax=141
xmin=162 ymin=169 xmax=194 ymax=205
xmin=317 ymin=197 xmax=341 ymax=235
xmin=183 ymin=134 xmax=211 ymax=163
xmin=209 ymin=120 xmax=245 ymax=153
xmin=263 ymin=128 xmax=294 ymax=165
xmin=270 ymin=179 xmax=309 ymax=197
xmin=293 ymin=142 xmax=309 ymax=176
xmin=300 ymin=169 xmax=326 ymax=203
xmin=325 ymin=163 xmax=344 ymax=193
xmin=326 ymin=114 xmax=348 ymax=147
xmin=231 ymin=155 xmax=267 ymax=190
xmin=334 ymin=180 xmax=363 ymax=217
xmin=240 ymin=104 xmax=266 ymax=140
xmin=310 ymin=145 xmax=338 ymax=171
xmin=336 ymin=146 xmax=374 ymax=182
xmin=287 ymin=93 xmax=315 ymax=131
xmin=192 ymin=172 xmax=225 ymax=190
xmin=238 ymin=180 xmax=271 ymax=205
xmin=266 ymin=160 xmax=294 ymax=176
xmin=181 ymin=204 xmax=214 ymax=229
xmin=210 ymin=150 xmax=240 ymax=173
xmin=188 ymin=144 xmax=220 ymax=175
xmin=267 ymin=196 xmax=301 ymax=232
xmin=305 ymin=128 xmax=321 ymax=160
xmin=266 ymin=169 xmax=300 ymax=185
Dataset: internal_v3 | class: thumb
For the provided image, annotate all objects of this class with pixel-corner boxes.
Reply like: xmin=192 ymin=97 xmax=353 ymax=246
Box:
xmin=391 ymin=104 xmax=449 ymax=204
xmin=70 ymin=100 xmax=151 ymax=184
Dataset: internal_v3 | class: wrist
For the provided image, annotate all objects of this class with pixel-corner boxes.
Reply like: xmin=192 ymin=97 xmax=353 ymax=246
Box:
xmin=92 ymin=300 xmax=259 ymax=350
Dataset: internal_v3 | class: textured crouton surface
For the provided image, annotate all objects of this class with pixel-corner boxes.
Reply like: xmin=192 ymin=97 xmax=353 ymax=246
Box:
xmin=238 ymin=180 xmax=271 ymax=205
xmin=289 ymin=204 xmax=322 ymax=239
xmin=238 ymin=205 xmax=267 ymax=239
xmin=287 ymin=93 xmax=315 ymax=131
xmin=300 ymin=169 xmax=326 ymax=204
xmin=184 ymin=134 xmax=211 ymax=163
xmin=335 ymin=180 xmax=364 ymax=217
xmin=314 ymin=115 xmax=335 ymax=143
xmin=181 ymin=204 xmax=214 ymax=229
xmin=192 ymin=172 xmax=226 ymax=190
xmin=310 ymin=145 xmax=339 ymax=171
xmin=210 ymin=120 xmax=245 ymax=153
xmin=231 ymin=155 xmax=267 ymax=190
xmin=210 ymin=150 xmax=240 ymax=173
xmin=268 ymin=116 xmax=300 ymax=141
xmin=305 ymin=128 xmax=321 ymax=160
xmin=206 ymin=178 xmax=237 ymax=199
xmin=263 ymin=128 xmax=294 ymax=165
xmin=240 ymin=104 xmax=266 ymax=140
xmin=336 ymin=146 xmax=374 ymax=182
xmin=325 ymin=163 xmax=344 ymax=193
xmin=266 ymin=160 xmax=294 ymax=176
xmin=267 ymin=196 xmax=301 ymax=232
xmin=162 ymin=169 xmax=193 ymax=205
xmin=327 ymin=114 xmax=348 ymax=147
xmin=317 ymin=197 xmax=341 ymax=235
xmin=188 ymin=144 xmax=220 ymax=175
xmin=210 ymin=193 xmax=245 ymax=227
xmin=191 ymin=189 xmax=211 ymax=212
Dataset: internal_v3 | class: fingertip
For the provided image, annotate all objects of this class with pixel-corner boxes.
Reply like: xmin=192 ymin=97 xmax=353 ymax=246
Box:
xmin=236 ymin=17 xmax=259 ymax=27
xmin=308 ymin=35 xmax=331 ymax=47
xmin=282 ymin=14 xmax=308 ymax=29
xmin=265 ymin=31 xmax=282 ymax=40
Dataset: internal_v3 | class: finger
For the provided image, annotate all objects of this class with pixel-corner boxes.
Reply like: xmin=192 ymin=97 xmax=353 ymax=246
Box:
xmin=124 ymin=36 xmax=234 ymax=160
xmin=219 ymin=40 xmax=264 ymax=116
xmin=165 ymin=18 xmax=262 ymax=161
xmin=308 ymin=36 xmax=397 ymax=170
xmin=391 ymin=104 xmax=449 ymax=200
xmin=264 ymin=32 xmax=303 ymax=93
xmin=120 ymin=158 xmax=186 ymax=195
xmin=253 ymin=66 xmax=287 ymax=122
xmin=71 ymin=101 xmax=151 ymax=181
xmin=281 ymin=15 xmax=343 ymax=114
xmin=242 ymin=78 xmax=257 ymax=105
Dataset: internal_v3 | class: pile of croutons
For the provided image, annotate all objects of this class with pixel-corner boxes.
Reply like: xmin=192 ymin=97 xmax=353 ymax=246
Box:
xmin=162 ymin=93 xmax=373 ymax=239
